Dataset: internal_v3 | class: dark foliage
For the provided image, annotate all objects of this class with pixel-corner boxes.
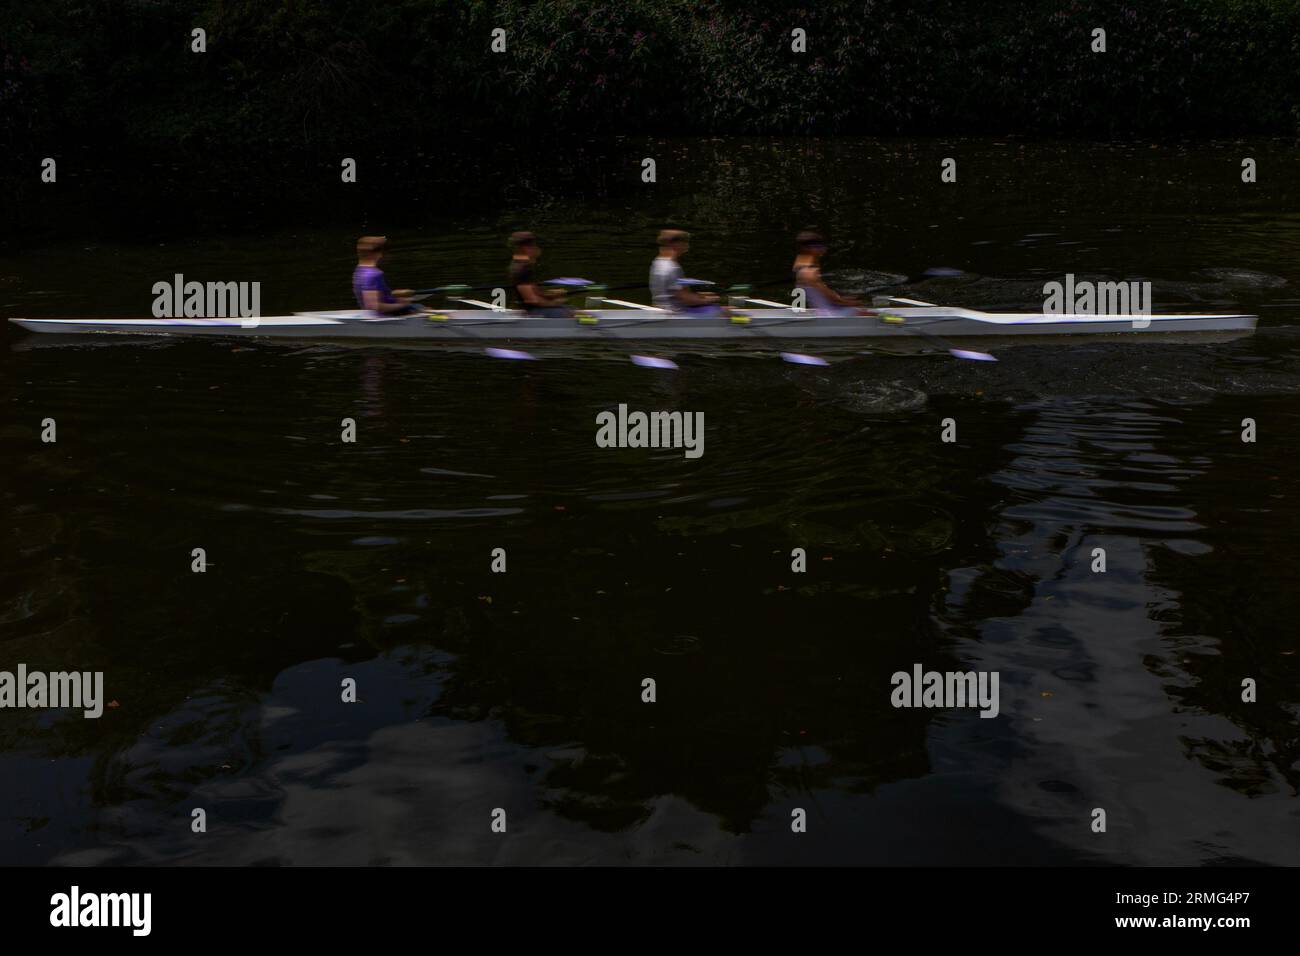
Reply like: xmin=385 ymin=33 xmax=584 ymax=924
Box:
xmin=2 ymin=0 xmax=1297 ymax=159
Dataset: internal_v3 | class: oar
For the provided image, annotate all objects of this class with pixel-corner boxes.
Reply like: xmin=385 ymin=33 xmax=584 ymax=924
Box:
xmin=404 ymin=284 xmax=477 ymax=303
xmin=860 ymin=266 xmax=966 ymax=297
xmin=879 ymin=312 xmax=997 ymax=362
xmin=444 ymin=297 xmax=502 ymax=310
xmin=432 ymin=316 xmax=538 ymax=361
xmin=430 ymin=298 xmax=542 ymax=359
xmin=434 ymin=315 xmax=538 ymax=361
xmin=580 ymin=284 xmax=679 ymax=369
xmin=726 ymin=285 xmax=829 ymax=367
xmin=547 ymin=278 xmax=713 ymax=294
xmin=630 ymin=355 xmax=679 ymax=369
xmin=403 ymin=284 xmax=476 ymax=307
xmin=420 ymin=288 xmax=537 ymax=360
xmin=734 ymin=267 xmax=965 ymax=302
xmin=420 ymin=283 xmax=493 ymax=294
xmin=484 ymin=347 xmax=538 ymax=361
xmin=422 ymin=282 xmax=547 ymax=360
xmin=436 ymin=281 xmax=676 ymax=368
xmin=420 ymin=277 xmax=598 ymax=295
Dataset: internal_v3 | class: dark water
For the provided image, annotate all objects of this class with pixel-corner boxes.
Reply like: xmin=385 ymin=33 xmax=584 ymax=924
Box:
xmin=2 ymin=139 xmax=1299 ymax=865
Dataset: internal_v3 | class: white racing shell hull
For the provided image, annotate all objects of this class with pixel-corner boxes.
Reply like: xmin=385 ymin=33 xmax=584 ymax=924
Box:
xmin=8 ymin=307 xmax=1258 ymax=341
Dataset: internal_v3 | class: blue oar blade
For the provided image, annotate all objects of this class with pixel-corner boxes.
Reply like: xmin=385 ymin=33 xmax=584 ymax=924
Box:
xmin=950 ymin=348 xmax=997 ymax=362
xmin=631 ymin=354 xmax=679 ymax=370
xmin=545 ymin=277 xmax=594 ymax=287
xmin=678 ymin=278 xmax=715 ymax=287
xmin=780 ymin=352 xmax=829 ymax=367
xmin=485 ymin=347 xmax=538 ymax=361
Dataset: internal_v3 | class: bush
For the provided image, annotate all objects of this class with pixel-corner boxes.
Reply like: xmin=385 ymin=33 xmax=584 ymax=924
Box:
xmin=1 ymin=0 xmax=1296 ymax=158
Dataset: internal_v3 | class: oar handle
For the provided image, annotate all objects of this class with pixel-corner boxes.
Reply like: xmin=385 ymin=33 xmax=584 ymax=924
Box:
xmin=424 ymin=283 xmax=499 ymax=294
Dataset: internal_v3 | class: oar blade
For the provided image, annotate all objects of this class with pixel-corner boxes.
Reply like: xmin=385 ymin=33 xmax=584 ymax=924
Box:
xmin=631 ymin=354 xmax=679 ymax=370
xmin=949 ymin=348 xmax=997 ymax=362
xmin=780 ymin=351 xmax=829 ymax=367
xmin=484 ymin=347 xmax=538 ymax=361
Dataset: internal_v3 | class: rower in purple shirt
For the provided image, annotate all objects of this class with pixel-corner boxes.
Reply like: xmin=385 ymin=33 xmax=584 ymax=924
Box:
xmin=352 ymin=236 xmax=421 ymax=316
xmin=792 ymin=229 xmax=866 ymax=316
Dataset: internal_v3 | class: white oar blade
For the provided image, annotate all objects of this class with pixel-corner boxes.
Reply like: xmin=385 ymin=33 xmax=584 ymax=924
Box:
xmin=485 ymin=347 xmax=537 ymax=361
xmin=780 ymin=352 xmax=829 ymax=367
xmin=631 ymin=355 xmax=679 ymax=370
xmin=950 ymin=348 xmax=997 ymax=362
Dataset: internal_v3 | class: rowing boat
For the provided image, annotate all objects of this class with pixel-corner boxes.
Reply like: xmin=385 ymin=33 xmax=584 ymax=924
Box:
xmin=7 ymin=299 xmax=1257 ymax=342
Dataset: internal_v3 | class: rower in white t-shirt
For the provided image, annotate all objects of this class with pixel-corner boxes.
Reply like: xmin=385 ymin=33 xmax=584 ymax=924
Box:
xmin=649 ymin=230 xmax=721 ymax=315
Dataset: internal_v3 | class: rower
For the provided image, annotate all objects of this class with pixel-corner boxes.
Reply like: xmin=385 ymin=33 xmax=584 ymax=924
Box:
xmin=792 ymin=230 xmax=863 ymax=315
xmin=650 ymin=230 xmax=721 ymax=315
xmin=353 ymin=236 xmax=421 ymax=317
xmin=509 ymin=232 xmax=572 ymax=317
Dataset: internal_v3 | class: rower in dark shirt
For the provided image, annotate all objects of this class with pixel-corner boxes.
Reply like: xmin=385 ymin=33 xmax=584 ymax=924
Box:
xmin=509 ymin=232 xmax=572 ymax=317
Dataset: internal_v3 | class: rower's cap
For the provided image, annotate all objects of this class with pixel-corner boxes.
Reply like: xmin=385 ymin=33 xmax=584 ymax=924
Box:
xmin=658 ymin=229 xmax=690 ymax=245
xmin=510 ymin=231 xmax=539 ymax=248
xmin=796 ymin=230 xmax=827 ymax=249
xmin=357 ymin=235 xmax=388 ymax=255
